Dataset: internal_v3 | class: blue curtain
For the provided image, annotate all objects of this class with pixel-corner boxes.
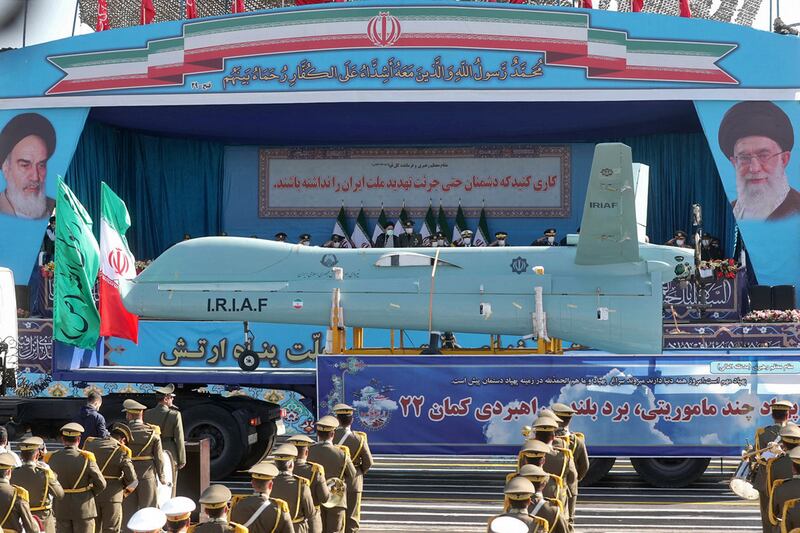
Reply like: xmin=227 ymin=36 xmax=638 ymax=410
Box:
xmin=65 ymin=121 xmax=224 ymax=260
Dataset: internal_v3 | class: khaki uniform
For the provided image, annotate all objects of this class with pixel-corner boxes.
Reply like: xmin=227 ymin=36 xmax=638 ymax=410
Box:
xmin=83 ymin=437 xmax=137 ymax=533
xmin=543 ymin=449 xmax=575 ymax=504
xmin=122 ymin=420 xmax=164 ymax=532
xmin=332 ymin=429 xmax=372 ymax=533
xmin=46 ymin=446 xmax=106 ymax=533
xmin=294 ymin=461 xmax=330 ymax=533
xmin=230 ymin=494 xmax=293 ymax=533
xmin=307 ymin=443 xmax=357 ymax=533
xmin=784 ymin=496 xmax=800 ymax=533
xmin=271 ymin=472 xmax=314 ymax=533
xmin=771 ymin=477 xmax=800 ymax=532
xmin=529 ymin=495 xmax=568 ymax=533
xmin=143 ymin=404 xmax=186 ymax=469
xmin=0 ymin=479 xmax=39 ymax=533
xmin=559 ymin=430 xmax=588 ymax=529
xmin=11 ymin=462 xmax=63 ymax=533
xmin=486 ymin=508 xmax=546 ymax=533
xmin=755 ymin=425 xmax=783 ymax=533
xmin=188 ymin=519 xmax=248 ymax=532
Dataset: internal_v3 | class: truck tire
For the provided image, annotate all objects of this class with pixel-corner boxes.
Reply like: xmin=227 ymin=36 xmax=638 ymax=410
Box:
xmin=630 ymin=457 xmax=710 ymax=488
xmin=579 ymin=457 xmax=616 ymax=487
xmin=183 ymin=405 xmax=244 ymax=479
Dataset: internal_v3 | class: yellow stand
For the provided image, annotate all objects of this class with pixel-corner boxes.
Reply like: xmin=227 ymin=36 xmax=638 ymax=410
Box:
xmin=536 ymin=337 xmax=563 ymax=354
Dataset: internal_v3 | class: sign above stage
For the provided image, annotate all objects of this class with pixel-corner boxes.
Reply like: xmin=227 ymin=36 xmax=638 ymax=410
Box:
xmin=259 ymin=145 xmax=570 ymax=218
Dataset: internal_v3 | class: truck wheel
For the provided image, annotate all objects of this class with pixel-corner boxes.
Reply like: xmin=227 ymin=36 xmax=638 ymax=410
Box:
xmin=630 ymin=457 xmax=710 ymax=488
xmin=580 ymin=457 xmax=616 ymax=487
xmin=238 ymin=350 xmax=259 ymax=372
xmin=183 ymin=406 xmax=243 ymax=479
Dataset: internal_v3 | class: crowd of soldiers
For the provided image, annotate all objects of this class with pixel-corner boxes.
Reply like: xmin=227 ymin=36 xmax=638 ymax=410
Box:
xmin=0 ymin=397 xmax=372 ymax=533
xmin=749 ymin=400 xmax=800 ymax=533
xmin=486 ymin=403 xmax=588 ymax=533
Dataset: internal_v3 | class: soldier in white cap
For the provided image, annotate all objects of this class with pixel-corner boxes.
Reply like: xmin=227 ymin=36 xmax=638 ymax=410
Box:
xmin=307 ymin=416 xmax=357 ymax=533
xmin=144 ymin=385 xmax=186 ymax=473
xmin=161 ymin=496 xmax=195 ymax=533
xmin=11 ymin=436 xmax=62 ymax=533
xmin=332 ymin=404 xmax=372 ymax=533
xmin=288 ymin=435 xmax=330 ymax=533
xmin=517 ymin=465 xmax=568 ymax=533
xmin=516 ymin=440 xmax=566 ymax=509
xmin=121 ymin=399 xmax=165 ymax=533
xmin=193 ymin=484 xmax=246 ymax=532
xmin=0 ymin=452 xmax=40 ymax=532
xmin=753 ymin=399 xmax=795 ymax=532
xmin=46 ymin=422 xmax=106 ymax=533
xmin=126 ymin=507 xmax=166 ymax=533
xmin=270 ymin=444 xmax=314 ymax=532
xmin=551 ymin=402 xmax=588 ymax=530
xmin=229 ymin=462 xmax=293 ymax=533
xmin=486 ymin=477 xmax=547 ymax=533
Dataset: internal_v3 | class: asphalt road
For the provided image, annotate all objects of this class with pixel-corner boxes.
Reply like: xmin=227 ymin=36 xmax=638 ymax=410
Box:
xmin=221 ymin=455 xmax=761 ymax=533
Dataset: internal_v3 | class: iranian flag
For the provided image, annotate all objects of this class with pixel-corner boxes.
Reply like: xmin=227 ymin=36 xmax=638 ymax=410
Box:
xmin=474 ymin=207 xmax=491 ymax=247
xmin=99 ymin=183 xmax=139 ymax=343
xmin=351 ymin=207 xmax=372 ymax=248
xmin=372 ymin=206 xmax=389 ymax=244
xmin=452 ymin=204 xmax=468 ymax=245
xmin=394 ymin=205 xmax=410 ymax=235
xmin=420 ymin=205 xmax=437 ymax=246
xmin=436 ymin=205 xmax=451 ymax=245
xmin=332 ymin=206 xmax=353 ymax=248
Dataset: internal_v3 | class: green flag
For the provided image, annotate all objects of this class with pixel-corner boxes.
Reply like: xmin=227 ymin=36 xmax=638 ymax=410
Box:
xmin=54 ymin=177 xmax=101 ymax=349
xmin=436 ymin=205 xmax=451 ymax=245
xmin=351 ymin=206 xmax=372 ymax=248
xmin=420 ymin=204 xmax=437 ymax=245
xmin=452 ymin=204 xmax=468 ymax=244
xmin=474 ymin=206 xmax=491 ymax=247
xmin=394 ymin=205 xmax=410 ymax=234
xmin=372 ymin=206 xmax=389 ymax=243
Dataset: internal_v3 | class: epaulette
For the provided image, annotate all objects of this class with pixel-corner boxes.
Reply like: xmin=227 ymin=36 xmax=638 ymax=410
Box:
xmin=554 ymin=446 xmax=573 ymax=459
xmin=43 ymin=452 xmax=53 ymax=463
xmin=270 ymin=497 xmax=290 ymax=514
xmin=45 ymin=468 xmax=56 ymax=481
xmin=505 ymin=472 xmax=516 ymax=483
xmin=13 ymin=486 xmax=29 ymax=502
xmin=549 ymin=496 xmax=565 ymax=514
xmin=353 ymin=430 xmax=367 ymax=441
xmin=533 ymin=515 xmax=549 ymax=533
xmin=311 ymin=462 xmax=325 ymax=478
xmin=336 ymin=445 xmax=351 ymax=458
xmin=119 ymin=444 xmax=132 ymax=458
xmin=147 ymin=424 xmax=161 ymax=435
xmin=230 ymin=522 xmax=248 ymax=533
xmin=293 ymin=474 xmax=310 ymax=486
xmin=574 ymin=432 xmax=585 ymax=440
xmin=79 ymin=450 xmax=97 ymax=463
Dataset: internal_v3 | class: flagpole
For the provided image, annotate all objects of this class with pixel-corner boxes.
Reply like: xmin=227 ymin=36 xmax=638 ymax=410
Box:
xmin=72 ymin=0 xmax=79 ymax=36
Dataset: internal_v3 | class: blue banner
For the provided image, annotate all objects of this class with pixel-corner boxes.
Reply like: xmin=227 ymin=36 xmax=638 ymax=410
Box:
xmin=317 ymin=353 xmax=800 ymax=456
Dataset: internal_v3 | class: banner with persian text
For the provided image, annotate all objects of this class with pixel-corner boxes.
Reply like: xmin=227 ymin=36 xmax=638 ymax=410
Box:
xmin=318 ymin=353 xmax=800 ymax=456
xmin=259 ymin=145 xmax=570 ymax=217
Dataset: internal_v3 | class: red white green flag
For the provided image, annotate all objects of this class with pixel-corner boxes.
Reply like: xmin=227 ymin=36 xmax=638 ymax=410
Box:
xmin=99 ymin=182 xmax=139 ymax=342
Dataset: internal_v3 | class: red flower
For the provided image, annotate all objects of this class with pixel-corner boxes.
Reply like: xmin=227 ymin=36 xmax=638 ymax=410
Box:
xmin=728 ymin=259 xmax=734 ymax=265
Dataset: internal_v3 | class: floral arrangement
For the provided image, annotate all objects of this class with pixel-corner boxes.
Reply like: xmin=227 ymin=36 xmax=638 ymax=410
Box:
xmin=39 ymin=261 xmax=55 ymax=279
xmin=698 ymin=258 xmax=738 ymax=280
xmin=743 ymin=309 xmax=800 ymax=323
xmin=16 ymin=308 xmax=29 ymax=318
xmin=135 ymin=260 xmax=152 ymax=274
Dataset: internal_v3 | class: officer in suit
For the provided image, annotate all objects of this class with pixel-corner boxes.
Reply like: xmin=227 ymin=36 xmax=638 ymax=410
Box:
xmin=126 ymin=507 xmax=166 ymax=533
xmin=144 ymin=385 xmax=186 ymax=473
xmin=192 ymin=485 xmax=246 ymax=533
xmin=270 ymin=444 xmax=315 ymax=532
xmin=122 ymin=399 xmax=165 ymax=533
xmin=765 ymin=424 xmax=800 ymax=528
xmin=665 ymin=230 xmax=692 ymax=249
xmin=230 ymin=462 xmax=292 ymax=533
xmin=771 ymin=447 xmax=800 ymax=531
xmin=486 ymin=477 xmax=547 ymax=533
xmin=0 ymin=452 xmax=41 ymax=533
xmin=754 ymin=400 xmax=794 ymax=533
xmin=332 ymin=404 xmax=373 ymax=533
xmin=307 ymin=416 xmax=357 ymax=533
xmin=83 ymin=422 xmax=138 ymax=533
xmin=46 ymin=423 xmax=107 ymax=533
xmin=531 ymin=228 xmax=559 ymax=246
xmin=274 ymin=232 xmax=288 ymax=243
xmin=489 ymin=232 xmax=508 ymax=247
xmin=518 ymin=464 xmax=568 ymax=533
xmin=373 ymin=222 xmax=398 ymax=248
xmin=552 ymin=402 xmax=589 ymax=530
xmin=454 ymin=229 xmax=473 ymax=247
xmin=289 ymin=434 xmax=330 ymax=533
xmin=528 ymin=417 xmax=576 ymax=515
xmin=299 ymin=234 xmax=312 ymax=246
xmin=398 ymin=221 xmax=422 ymax=248
xmin=161 ymin=497 xmax=196 ymax=533
xmin=516 ymin=439 xmax=567 ymax=509
xmin=12 ymin=436 xmax=63 ymax=533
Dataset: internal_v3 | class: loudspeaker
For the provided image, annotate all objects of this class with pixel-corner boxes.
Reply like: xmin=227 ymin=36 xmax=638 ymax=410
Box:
xmin=748 ymin=285 xmax=772 ymax=311
xmin=771 ymin=285 xmax=796 ymax=311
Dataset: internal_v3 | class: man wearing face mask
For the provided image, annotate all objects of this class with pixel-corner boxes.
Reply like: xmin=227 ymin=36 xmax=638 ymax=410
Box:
xmin=298 ymin=234 xmax=312 ymax=246
xmin=374 ymin=222 xmax=398 ymax=248
xmin=531 ymin=228 xmax=559 ymax=246
xmin=322 ymin=234 xmax=346 ymax=248
xmin=431 ymin=232 xmax=447 ymax=248
xmin=398 ymin=220 xmax=422 ymax=247
xmin=489 ymin=231 xmax=508 ymax=247
xmin=699 ymin=233 xmax=723 ymax=261
xmin=665 ymin=230 xmax=692 ymax=249
xmin=454 ymin=229 xmax=473 ymax=247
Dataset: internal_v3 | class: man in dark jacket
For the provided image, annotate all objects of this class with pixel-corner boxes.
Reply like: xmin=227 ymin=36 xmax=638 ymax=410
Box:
xmin=77 ymin=391 xmax=108 ymax=443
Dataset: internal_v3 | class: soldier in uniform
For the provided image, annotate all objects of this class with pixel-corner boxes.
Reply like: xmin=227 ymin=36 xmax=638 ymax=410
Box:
xmin=754 ymin=400 xmax=794 ymax=533
xmin=0 ymin=452 xmax=40 ymax=533
xmin=161 ymin=497 xmax=196 ymax=533
xmin=516 ymin=440 xmax=566 ymax=509
xmin=322 ymin=235 xmax=346 ymax=248
xmin=299 ymin=234 xmax=312 ymax=246
xmin=121 ymin=399 xmax=166 ymax=532
xmin=398 ymin=221 xmax=422 ymax=248
xmin=486 ymin=477 xmax=547 ymax=533
xmin=519 ymin=464 xmax=568 ymax=533
xmin=665 ymin=230 xmax=692 ymax=249
xmin=531 ymin=228 xmax=559 ymax=247
xmin=126 ymin=508 xmax=166 ymax=533
xmin=307 ymin=416 xmax=357 ymax=533
xmin=11 ymin=436 xmax=63 ymax=533
xmin=429 ymin=232 xmax=448 ymax=248
xmin=144 ymin=385 xmax=186 ymax=473
xmin=192 ymin=485 xmax=246 ymax=533
xmin=763 ymin=423 xmax=800 ymax=529
xmin=46 ymin=422 xmax=107 ymax=533
xmin=229 ymin=462 xmax=293 ymax=533
xmin=274 ymin=232 xmax=288 ymax=243
xmin=83 ymin=422 xmax=138 ymax=533
xmin=529 ymin=417 xmax=576 ymax=514
xmin=489 ymin=232 xmax=508 ymax=247
xmin=289 ymin=435 xmax=330 ymax=533
xmin=271 ymin=444 xmax=315 ymax=533
xmin=771 ymin=447 xmax=800 ymax=532
xmin=332 ymin=404 xmax=373 ymax=533
xmin=551 ymin=402 xmax=588 ymax=530
xmin=455 ymin=229 xmax=473 ymax=247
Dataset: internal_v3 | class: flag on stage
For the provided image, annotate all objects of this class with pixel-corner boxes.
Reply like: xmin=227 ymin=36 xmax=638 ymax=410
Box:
xmin=372 ymin=206 xmax=389 ymax=244
xmin=474 ymin=207 xmax=491 ymax=247
xmin=332 ymin=206 xmax=353 ymax=248
xmin=54 ymin=178 xmax=101 ymax=350
xmin=186 ymin=0 xmax=198 ymax=19
xmin=420 ymin=205 xmax=437 ymax=246
xmin=452 ymin=204 xmax=468 ymax=245
xmin=140 ymin=0 xmax=155 ymax=24
xmin=679 ymin=0 xmax=691 ymax=17
xmin=394 ymin=205 xmax=410 ymax=235
xmin=632 ymin=0 xmax=643 ymax=12
xmin=96 ymin=0 xmax=110 ymax=31
xmin=351 ymin=207 xmax=372 ymax=248
xmin=436 ymin=204 xmax=451 ymax=245
xmin=99 ymin=183 xmax=139 ymax=343
xmin=581 ymin=0 xmax=593 ymax=8
xmin=231 ymin=0 xmax=245 ymax=14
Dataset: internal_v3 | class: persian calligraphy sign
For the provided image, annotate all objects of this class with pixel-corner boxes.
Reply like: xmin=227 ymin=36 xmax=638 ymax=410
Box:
xmin=259 ymin=145 xmax=570 ymax=217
